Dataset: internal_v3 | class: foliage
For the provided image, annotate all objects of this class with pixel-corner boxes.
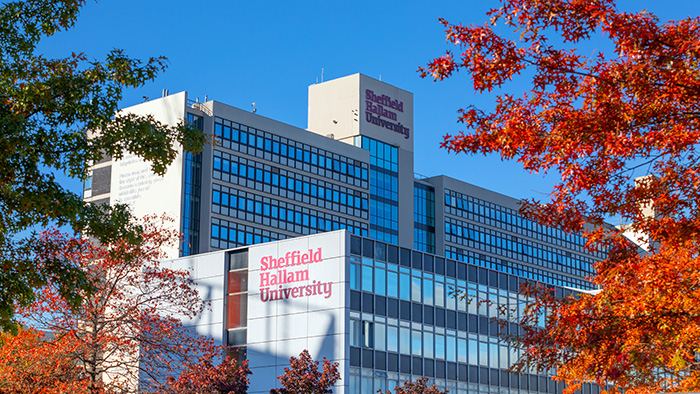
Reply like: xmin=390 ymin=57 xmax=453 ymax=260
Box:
xmin=422 ymin=0 xmax=700 ymax=392
xmin=270 ymin=349 xmax=341 ymax=394
xmin=379 ymin=377 xmax=449 ymax=394
xmin=0 ymin=0 xmax=204 ymax=331
xmin=0 ymin=327 xmax=92 ymax=394
xmin=18 ymin=216 xmax=216 ymax=393
xmin=160 ymin=355 xmax=251 ymax=394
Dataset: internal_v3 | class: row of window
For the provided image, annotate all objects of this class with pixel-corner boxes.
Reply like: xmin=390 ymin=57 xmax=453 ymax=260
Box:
xmin=215 ymin=117 xmax=369 ymax=187
xmin=213 ymin=150 xmax=369 ymax=214
xmin=212 ymin=183 xmax=368 ymax=238
xmin=349 ymin=256 xmax=542 ymax=324
xmin=445 ymin=190 xmax=607 ymax=258
xmin=445 ymin=245 xmax=592 ymax=290
xmin=350 ymin=290 xmax=526 ymax=334
xmin=210 ymin=218 xmax=287 ymax=250
xmin=348 ymin=367 xmax=604 ymax=394
xmin=444 ymin=217 xmax=594 ymax=274
xmin=351 ymin=320 xmax=512 ymax=369
xmin=350 ymin=236 xmax=521 ymax=290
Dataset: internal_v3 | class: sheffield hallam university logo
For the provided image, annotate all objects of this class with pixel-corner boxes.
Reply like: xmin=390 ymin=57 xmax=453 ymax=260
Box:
xmin=258 ymin=248 xmax=333 ymax=302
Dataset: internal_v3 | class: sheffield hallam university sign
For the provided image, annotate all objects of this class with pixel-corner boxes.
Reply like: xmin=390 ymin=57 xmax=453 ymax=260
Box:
xmin=258 ymin=248 xmax=333 ymax=302
xmin=364 ymin=89 xmax=410 ymax=139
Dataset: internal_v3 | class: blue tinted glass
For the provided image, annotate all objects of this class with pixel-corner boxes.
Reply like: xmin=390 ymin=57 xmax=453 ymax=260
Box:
xmin=362 ymin=265 xmax=373 ymax=292
xmin=350 ymin=263 xmax=360 ymax=290
xmin=374 ymin=267 xmax=386 ymax=296
xmin=386 ymin=271 xmax=399 ymax=297
xmin=399 ymin=273 xmax=410 ymax=300
xmin=387 ymin=326 xmax=398 ymax=352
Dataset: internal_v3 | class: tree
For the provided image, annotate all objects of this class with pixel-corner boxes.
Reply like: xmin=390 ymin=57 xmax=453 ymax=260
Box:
xmin=0 ymin=0 xmax=204 ymax=331
xmin=160 ymin=355 xmax=252 ymax=394
xmin=19 ymin=216 xmax=216 ymax=393
xmin=0 ymin=327 xmax=91 ymax=394
xmin=270 ymin=349 xmax=341 ymax=394
xmin=422 ymin=0 xmax=700 ymax=392
xmin=379 ymin=377 xmax=449 ymax=394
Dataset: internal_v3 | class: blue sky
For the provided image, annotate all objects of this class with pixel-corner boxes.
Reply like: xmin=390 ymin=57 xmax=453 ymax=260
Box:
xmin=41 ymin=0 xmax=700 ymax=221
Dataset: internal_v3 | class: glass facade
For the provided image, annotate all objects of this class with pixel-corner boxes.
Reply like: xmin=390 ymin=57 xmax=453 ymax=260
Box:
xmin=414 ymin=182 xmax=435 ymax=254
xmin=354 ymin=136 xmax=399 ymax=244
xmin=210 ymin=116 xmax=370 ymax=249
xmin=347 ymin=235 xmax=600 ymax=394
xmin=180 ymin=113 xmax=203 ymax=257
xmin=443 ymin=189 xmax=598 ymax=290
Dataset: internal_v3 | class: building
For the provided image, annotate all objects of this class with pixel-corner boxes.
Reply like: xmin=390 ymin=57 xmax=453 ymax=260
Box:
xmin=86 ymin=74 xmax=604 ymax=393
xmin=172 ymin=230 xmax=603 ymax=394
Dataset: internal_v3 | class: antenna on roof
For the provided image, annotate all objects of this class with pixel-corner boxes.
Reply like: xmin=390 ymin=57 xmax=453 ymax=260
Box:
xmin=251 ymin=102 xmax=257 ymax=113
xmin=321 ymin=67 xmax=324 ymax=83
xmin=379 ymin=74 xmax=382 ymax=81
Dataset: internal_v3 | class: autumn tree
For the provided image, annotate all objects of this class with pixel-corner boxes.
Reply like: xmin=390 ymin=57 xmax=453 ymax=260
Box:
xmin=421 ymin=0 xmax=700 ymax=393
xmin=379 ymin=377 xmax=449 ymax=394
xmin=159 ymin=355 xmax=252 ymax=394
xmin=270 ymin=349 xmax=341 ymax=394
xmin=19 ymin=216 xmax=216 ymax=393
xmin=0 ymin=327 xmax=92 ymax=394
xmin=0 ymin=0 xmax=204 ymax=331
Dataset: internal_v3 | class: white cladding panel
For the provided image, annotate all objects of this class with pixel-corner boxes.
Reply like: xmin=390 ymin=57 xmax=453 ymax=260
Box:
xmin=109 ymin=92 xmax=187 ymax=259
xmin=246 ymin=231 xmax=349 ymax=394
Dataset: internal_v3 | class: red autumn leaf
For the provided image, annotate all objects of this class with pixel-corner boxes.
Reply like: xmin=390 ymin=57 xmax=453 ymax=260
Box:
xmin=423 ymin=1 xmax=700 ymax=393
xmin=18 ymin=215 xmax=219 ymax=393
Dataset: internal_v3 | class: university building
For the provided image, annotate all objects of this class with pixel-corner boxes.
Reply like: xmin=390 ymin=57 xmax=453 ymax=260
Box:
xmin=86 ymin=74 xmax=605 ymax=393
